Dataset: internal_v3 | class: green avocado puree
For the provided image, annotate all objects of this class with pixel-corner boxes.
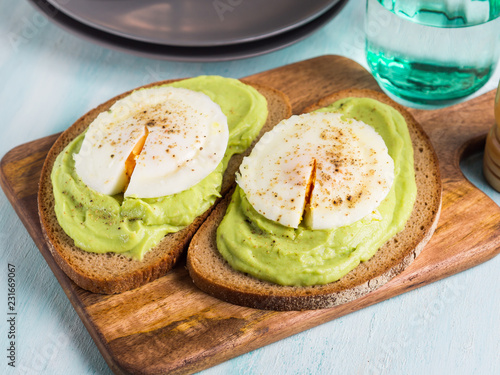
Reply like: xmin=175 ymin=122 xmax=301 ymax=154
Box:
xmin=51 ymin=76 xmax=268 ymax=260
xmin=216 ymin=97 xmax=417 ymax=286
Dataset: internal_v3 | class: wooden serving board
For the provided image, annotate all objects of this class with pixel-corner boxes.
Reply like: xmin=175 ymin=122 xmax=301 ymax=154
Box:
xmin=1 ymin=56 xmax=500 ymax=375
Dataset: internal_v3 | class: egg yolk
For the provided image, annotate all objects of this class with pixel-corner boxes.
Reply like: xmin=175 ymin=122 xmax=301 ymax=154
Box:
xmin=125 ymin=126 xmax=149 ymax=183
xmin=302 ymin=158 xmax=317 ymax=222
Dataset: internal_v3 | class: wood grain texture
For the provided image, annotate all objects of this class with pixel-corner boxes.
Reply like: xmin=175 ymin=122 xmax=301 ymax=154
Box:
xmin=1 ymin=55 xmax=499 ymax=375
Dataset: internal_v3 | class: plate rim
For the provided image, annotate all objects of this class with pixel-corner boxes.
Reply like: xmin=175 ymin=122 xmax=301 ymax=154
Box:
xmin=45 ymin=0 xmax=341 ymax=47
xmin=28 ymin=0 xmax=349 ymax=62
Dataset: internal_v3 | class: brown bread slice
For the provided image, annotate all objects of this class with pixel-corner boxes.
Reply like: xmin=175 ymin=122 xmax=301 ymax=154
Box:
xmin=187 ymin=89 xmax=442 ymax=311
xmin=38 ymin=79 xmax=292 ymax=294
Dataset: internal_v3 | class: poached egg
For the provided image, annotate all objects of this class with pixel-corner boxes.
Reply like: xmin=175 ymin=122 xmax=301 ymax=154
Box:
xmin=74 ymin=86 xmax=229 ymax=198
xmin=237 ymin=112 xmax=394 ymax=230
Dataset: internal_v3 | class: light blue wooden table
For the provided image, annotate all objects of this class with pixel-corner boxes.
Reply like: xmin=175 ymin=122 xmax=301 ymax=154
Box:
xmin=1 ymin=0 xmax=499 ymax=374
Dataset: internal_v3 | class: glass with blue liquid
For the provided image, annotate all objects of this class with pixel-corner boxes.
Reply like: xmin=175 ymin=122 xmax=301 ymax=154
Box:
xmin=365 ymin=0 xmax=500 ymax=104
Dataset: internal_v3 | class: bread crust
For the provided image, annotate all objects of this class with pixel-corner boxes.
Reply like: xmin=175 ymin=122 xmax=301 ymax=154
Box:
xmin=37 ymin=79 xmax=292 ymax=294
xmin=187 ymin=89 xmax=442 ymax=311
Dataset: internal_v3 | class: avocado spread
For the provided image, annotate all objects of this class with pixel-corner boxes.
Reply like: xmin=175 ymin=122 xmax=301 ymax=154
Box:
xmin=51 ymin=76 xmax=268 ymax=260
xmin=216 ymin=97 xmax=417 ymax=286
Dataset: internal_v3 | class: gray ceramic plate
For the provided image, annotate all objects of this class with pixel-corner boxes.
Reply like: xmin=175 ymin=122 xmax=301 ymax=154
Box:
xmin=28 ymin=0 xmax=348 ymax=61
xmin=46 ymin=0 xmax=340 ymax=47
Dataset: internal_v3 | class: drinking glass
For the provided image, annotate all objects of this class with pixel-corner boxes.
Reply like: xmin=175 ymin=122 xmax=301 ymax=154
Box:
xmin=365 ymin=0 xmax=500 ymax=103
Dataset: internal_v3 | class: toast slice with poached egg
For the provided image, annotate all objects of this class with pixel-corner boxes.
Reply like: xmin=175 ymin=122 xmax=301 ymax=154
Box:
xmin=38 ymin=78 xmax=292 ymax=294
xmin=187 ymin=89 xmax=442 ymax=310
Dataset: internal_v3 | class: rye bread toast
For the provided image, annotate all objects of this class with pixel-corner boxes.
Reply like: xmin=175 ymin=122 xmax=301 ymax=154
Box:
xmin=186 ymin=89 xmax=442 ymax=311
xmin=38 ymin=79 xmax=292 ymax=294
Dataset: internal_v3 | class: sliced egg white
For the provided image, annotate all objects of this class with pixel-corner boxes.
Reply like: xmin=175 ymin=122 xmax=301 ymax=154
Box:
xmin=73 ymin=86 xmax=229 ymax=198
xmin=237 ymin=112 xmax=394 ymax=230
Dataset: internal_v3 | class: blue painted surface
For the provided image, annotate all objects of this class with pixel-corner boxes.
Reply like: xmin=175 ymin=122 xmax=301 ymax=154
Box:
xmin=0 ymin=0 xmax=499 ymax=374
